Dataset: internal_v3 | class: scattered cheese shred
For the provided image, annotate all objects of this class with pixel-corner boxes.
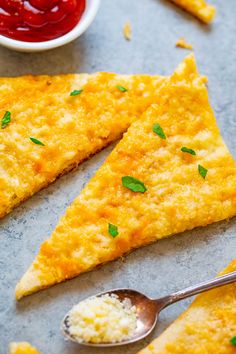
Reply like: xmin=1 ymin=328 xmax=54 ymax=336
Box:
xmin=138 ymin=259 xmax=236 ymax=353
xmin=68 ymin=294 xmax=137 ymax=343
xmin=9 ymin=342 xmax=40 ymax=354
xmin=169 ymin=0 xmax=216 ymax=23
xmin=123 ymin=21 xmax=132 ymax=40
xmin=176 ymin=37 xmax=193 ymax=50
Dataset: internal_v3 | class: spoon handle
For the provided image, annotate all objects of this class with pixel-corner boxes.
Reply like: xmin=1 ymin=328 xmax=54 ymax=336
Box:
xmin=158 ymin=270 xmax=236 ymax=308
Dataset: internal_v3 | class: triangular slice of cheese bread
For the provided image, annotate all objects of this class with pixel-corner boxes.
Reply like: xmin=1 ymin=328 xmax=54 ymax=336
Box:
xmin=0 ymin=71 xmax=167 ymax=218
xmin=9 ymin=342 xmax=40 ymax=354
xmin=16 ymin=54 xmax=236 ymax=299
xmin=138 ymin=259 xmax=236 ymax=354
xmin=169 ymin=0 xmax=216 ymax=23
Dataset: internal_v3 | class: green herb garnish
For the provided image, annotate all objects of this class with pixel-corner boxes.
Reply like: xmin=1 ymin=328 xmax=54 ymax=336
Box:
xmin=230 ymin=336 xmax=236 ymax=346
xmin=30 ymin=137 xmax=45 ymax=146
xmin=198 ymin=164 xmax=208 ymax=179
xmin=122 ymin=176 xmax=147 ymax=193
xmin=108 ymin=223 xmax=119 ymax=238
xmin=152 ymin=123 xmax=166 ymax=140
xmin=70 ymin=89 xmax=83 ymax=96
xmin=181 ymin=147 xmax=196 ymax=155
xmin=1 ymin=111 xmax=11 ymax=129
xmin=116 ymin=85 xmax=128 ymax=92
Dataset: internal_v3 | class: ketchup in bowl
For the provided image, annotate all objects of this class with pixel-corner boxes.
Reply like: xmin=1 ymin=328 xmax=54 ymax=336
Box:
xmin=0 ymin=0 xmax=86 ymax=42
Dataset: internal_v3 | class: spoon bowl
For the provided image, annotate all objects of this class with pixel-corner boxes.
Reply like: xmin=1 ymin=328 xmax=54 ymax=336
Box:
xmin=62 ymin=288 xmax=161 ymax=347
xmin=62 ymin=271 xmax=236 ymax=347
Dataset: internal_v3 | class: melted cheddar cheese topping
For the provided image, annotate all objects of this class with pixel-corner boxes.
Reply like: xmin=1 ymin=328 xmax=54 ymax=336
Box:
xmin=0 ymin=72 xmax=166 ymax=218
xmin=9 ymin=342 xmax=40 ymax=354
xmin=170 ymin=0 xmax=216 ymax=23
xmin=15 ymin=55 xmax=236 ymax=299
xmin=138 ymin=259 xmax=236 ymax=354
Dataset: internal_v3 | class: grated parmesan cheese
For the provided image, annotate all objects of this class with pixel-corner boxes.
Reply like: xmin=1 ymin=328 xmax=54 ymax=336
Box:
xmin=68 ymin=294 xmax=137 ymax=343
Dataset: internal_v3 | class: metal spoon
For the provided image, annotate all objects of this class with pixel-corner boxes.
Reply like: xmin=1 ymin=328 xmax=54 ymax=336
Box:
xmin=62 ymin=270 xmax=236 ymax=347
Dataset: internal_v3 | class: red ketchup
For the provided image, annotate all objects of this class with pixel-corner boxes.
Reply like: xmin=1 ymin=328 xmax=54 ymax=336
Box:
xmin=0 ymin=0 xmax=86 ymax=42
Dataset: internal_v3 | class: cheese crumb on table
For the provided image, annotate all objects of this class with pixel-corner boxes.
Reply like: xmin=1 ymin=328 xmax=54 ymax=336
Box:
xmin=176 ymin=37 xmax=193 ymax=50
xmin=123 ymin=21 xmax=132 ymax=40
xmin=68 ymin=294 xmax=137 ymax=343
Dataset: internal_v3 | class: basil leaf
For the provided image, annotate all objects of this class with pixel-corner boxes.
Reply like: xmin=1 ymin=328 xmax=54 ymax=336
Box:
xmin=1 ymin=111 xmax=11 ymax=129
xmin=122 ymin=176 xmax=147 ymax=193
xmin=116 ymin=85 xmax=128 ymax=92
xmin=230 ymin=336 xmax=236 ymax=346
xmin=70 ymin=89 xmax=83 ymax=96
xmin=181 ymin=146 xmax=196 ymax=155
xmin=30 ymin=137 xmax=45 ymax=146
xmin=198 ymin=164 xmax=208 ymax=179
xmin=153 ymin=123 xmax=166 ymax=140
xmin=108 ymin=223 xmax=119 ymax=238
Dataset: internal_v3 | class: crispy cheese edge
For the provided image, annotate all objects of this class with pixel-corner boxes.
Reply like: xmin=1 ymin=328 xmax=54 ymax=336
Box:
xmin=170 ymin=0 xmax=216 ymax=23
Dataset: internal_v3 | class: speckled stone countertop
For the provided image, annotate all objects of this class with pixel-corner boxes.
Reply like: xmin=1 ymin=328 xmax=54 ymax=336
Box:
xmin=0 ymin=1 xmax=236 ymax=353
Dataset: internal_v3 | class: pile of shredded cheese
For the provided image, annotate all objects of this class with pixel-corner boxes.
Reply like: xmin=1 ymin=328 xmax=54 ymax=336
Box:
xmin=68 ymin=294 xmax=137 ymax=343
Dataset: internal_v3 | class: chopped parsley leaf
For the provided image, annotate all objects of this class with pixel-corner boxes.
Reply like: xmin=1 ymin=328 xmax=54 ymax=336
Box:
xmin=198 ymin=164 xmax=208 ymax=179
xmin=108 ymin=223 xmax=119 ymax=238
xmin=122 ymin=176 xmax=147 ymax=193
xmin=70 ymin=89 xmax=83 ymax=96
xmin=153 ymin=123 xmax=166 ymax=140
xmin=1 ymin=111 xmax=11 ymax=129
xmin=230 ymin=336 xmax=236 ymax=346
xmin=116 ymin=85 xmax=128 ymax=92
xmin=181 ymin=146 xmax=196 ymax=155
xmin=30 ymin=137 xmax=45 ymax=146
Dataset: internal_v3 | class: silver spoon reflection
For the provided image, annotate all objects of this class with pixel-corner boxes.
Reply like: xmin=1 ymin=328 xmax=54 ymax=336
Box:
xmin=62 ymin=271 xmax=236 ymax=347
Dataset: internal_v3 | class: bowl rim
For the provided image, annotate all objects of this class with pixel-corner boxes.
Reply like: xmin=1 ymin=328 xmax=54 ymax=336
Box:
xmin=0 ymin=0 xmax=101 ymax=51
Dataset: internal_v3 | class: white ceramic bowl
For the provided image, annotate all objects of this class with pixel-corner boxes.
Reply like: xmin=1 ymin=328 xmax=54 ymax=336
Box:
xmin=0 ymin=0 xmax=100 ymax=52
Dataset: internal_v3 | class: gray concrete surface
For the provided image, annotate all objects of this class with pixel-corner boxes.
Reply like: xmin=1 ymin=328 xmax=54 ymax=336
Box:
xmin=0 ymin=0 xmax=236 ymax=353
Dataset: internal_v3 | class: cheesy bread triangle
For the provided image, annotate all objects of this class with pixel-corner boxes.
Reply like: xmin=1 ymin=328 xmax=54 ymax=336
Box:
xmin=0 ymin=71 xmax=167 ymax=219
xmin=16 ymin=54 xmax=236 ymax=299
xmin=169 ymin=0 xmax=216 ymax=23
xmin=138 ymin=260 xmax=236 ymax=354
xmin=9 ymin=342 xmax=40 ymax=354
